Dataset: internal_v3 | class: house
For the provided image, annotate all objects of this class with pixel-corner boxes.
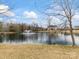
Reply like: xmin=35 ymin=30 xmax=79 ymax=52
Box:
xmin=47 ymin=25 xmax=57 ymax=30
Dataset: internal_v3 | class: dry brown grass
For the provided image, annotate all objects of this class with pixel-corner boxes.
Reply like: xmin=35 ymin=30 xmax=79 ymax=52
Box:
xmin=0 ymin=44 xmax=79 ymax=59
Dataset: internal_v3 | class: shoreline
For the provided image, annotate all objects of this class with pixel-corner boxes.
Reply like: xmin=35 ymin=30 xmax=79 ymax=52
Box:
xmin=0 ymin=32 xmax=16 ymax=34
xmin=38 ymin=30 xmax=79 ymax=34
xmin=0 ymin=30 xmax=79 ymax=35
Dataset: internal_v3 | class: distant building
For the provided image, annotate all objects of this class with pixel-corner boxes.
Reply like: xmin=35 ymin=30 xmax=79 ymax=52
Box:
xmin=47 ymin=25 xmax=57 ymax=30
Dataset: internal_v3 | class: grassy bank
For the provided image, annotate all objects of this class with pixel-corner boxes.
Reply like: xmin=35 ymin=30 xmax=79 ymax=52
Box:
xmin=0 ymin=44 xmax=79 ymax=59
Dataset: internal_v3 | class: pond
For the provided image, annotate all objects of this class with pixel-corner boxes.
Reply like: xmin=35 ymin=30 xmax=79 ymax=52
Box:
xmin=0 ymin=32 xmax=79 ymax=45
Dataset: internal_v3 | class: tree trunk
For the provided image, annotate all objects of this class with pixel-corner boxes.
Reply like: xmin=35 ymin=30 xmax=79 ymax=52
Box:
xmin=69 ymin=20 xmax=75 ymax=46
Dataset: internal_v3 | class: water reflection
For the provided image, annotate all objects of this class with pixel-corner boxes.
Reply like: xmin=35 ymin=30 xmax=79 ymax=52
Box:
xmin=46 ymin=33 xmax=57 ymax=44
xmin=0 ymin=33 xmax=79 ymax=45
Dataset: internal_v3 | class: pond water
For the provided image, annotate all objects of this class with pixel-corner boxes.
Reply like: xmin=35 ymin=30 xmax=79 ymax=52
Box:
xmin=0 ymin=32 xmax=79 ymax=45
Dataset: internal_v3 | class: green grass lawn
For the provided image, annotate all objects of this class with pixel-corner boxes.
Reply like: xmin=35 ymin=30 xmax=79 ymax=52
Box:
xmin=0 ymin=44 xmax=79 ymax=59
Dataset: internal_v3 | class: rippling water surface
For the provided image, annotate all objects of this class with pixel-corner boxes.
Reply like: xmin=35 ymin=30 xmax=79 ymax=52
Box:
xmin=0 ymin=32 xmax=79 ymax=45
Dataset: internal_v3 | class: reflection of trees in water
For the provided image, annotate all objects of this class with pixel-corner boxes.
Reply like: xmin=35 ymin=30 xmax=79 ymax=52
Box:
xmin=24 ymin=34 xmax=38 ymax=42
xmin=7 ymin=34 xmax=16 ymax=41
xmin=0 ymin=34 xmax=3 ymax=42
xmin=47 ymin=33 xmax=59 ymax=44
xmin=47 ymin=34 xmax=52 ymax=44
xmin=1 ymin=34 xmax=9 ymax=42
xmin=3 ymin=34 xmax=25 ymax=42
xmin=0 ymin=33 xmax=71 ymax=44
xmin=64 ymin=34 xmax=67 ymax=44
xmin=46 ymin=33 xmax=68 ymax=45
xmin=38 ymin=32 xmax=47 ymax=43
xmin=0 ymin=33 xmax=38 ymax=43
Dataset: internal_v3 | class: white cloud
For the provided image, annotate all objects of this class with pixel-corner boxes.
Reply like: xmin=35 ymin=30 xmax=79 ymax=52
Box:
xmin=2 ymin=11 xmax=15 ymax=16
xmin=73 ymin=15 xmax=79 ymax=19
xmin=49 ymin=16 xmax=63 ymax=25
xmin=23 ymin=11 xmax=38 ymax=19
xmin=0 ymin=4 xmax=9 ymax=13
xmin=73 ymin=11 xmax=79 ymax=20
xmin=0 ymin=4 xmax=15 ymax=17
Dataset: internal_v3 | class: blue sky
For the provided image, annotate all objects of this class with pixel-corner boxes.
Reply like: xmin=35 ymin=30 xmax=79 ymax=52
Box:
xmin=0 ymin=0 xmax=52 ymax=27
xmin=0 ymin=0 xmax=51 ymax=16
xmin=0 ymin=0 xmax=79 ymax=27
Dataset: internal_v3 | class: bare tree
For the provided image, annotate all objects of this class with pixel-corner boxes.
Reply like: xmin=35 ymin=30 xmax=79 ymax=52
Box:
xmin=53 ymin=0 xmax=76 ymax=46
xmin=44 ymin=0 xmax=76 ymax=46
